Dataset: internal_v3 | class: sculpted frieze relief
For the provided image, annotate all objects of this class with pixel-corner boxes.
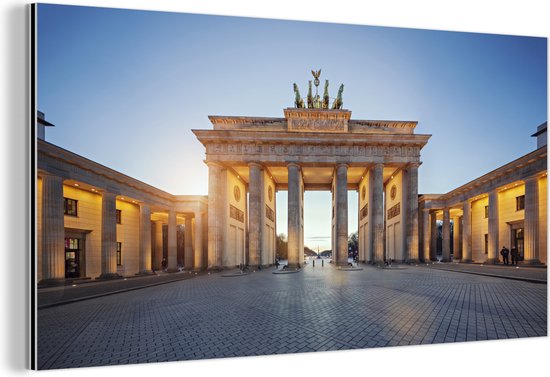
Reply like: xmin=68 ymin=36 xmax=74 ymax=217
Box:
xmin=207 ymin=142 xmax=420 ymax=158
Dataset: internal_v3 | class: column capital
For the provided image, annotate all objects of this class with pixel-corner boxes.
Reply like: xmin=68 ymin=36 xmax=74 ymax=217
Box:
xmin=205 ymin=160 xmax=224 ymax=169
xmin=523 ymin=174 xmax=540 ymax=184
xmin=287 ymin=162 xmax=301 ymax=170
xmin=40 ymin=171 xmax=63 ymax=180
xmin=336 ymin=162 xmax=349 ymax=169
xmin=373 ymin=162 xmax=384 ymax=170
xmin=407 ymin=162 xmax=421 ymax=169
xmin=248 ymin=161 xmax=263 ymax=169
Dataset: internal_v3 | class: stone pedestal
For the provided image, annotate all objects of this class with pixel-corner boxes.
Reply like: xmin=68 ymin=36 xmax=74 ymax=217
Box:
xmin=40 ymin=174 xmax=65 ymax=282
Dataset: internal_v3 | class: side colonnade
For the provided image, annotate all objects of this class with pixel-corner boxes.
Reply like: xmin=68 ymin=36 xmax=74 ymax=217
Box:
xmin=37 ymin=140 xmax=207 ymax=283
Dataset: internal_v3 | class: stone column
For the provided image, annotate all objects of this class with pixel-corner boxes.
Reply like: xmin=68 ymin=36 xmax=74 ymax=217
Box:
xmin=524 ymin=176 xmax=541 ymax=264
xmin=406 ymin=163 xmax=420 ymax=262
xmin=167 ymin=210 xmax=178 ymax=271
xmin=248 ymin=162 xmax=262 ymax=267
xmin=154 ymin=220 xmax=163 ymax=270
xmin=430 ymin=211 xmax=438 ymax=261
xmin=442 ymin=208 xmax=451 ymax=262
xmin=138 ymin=204 xmax=152 ymax=274
xmin=452 ymin=216 xmax=461 ymax=260
xmin=372 ymin=163 xmax=385 ymax=264
xmin=334 ymin=163 xmax=349 ymax=267
xmin=207 ymin=162 xmax=224 ymax=269
xmin=184 ymin=216 xmax=193 ymax=270
xmin=287 ymin=163 xmax=301 ymax=268
xmin=462 ymin=201 xmax=472 ymax=262
xmin=422 ymin=209 xmax=430 ymax=262
xmin=194 ymin=213 xmax=204 ymax=270
xmin=487 ymin=189 xmax=499 ymax=264
xmin=41 ymin=173 xmax=65 ymax=281
xmin=100 ymin=191 xmax=119 ymax=279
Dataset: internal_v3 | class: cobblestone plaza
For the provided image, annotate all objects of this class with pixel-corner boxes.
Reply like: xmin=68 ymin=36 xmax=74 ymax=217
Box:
xmin=37 ymin=263 xmax=547 ymax=369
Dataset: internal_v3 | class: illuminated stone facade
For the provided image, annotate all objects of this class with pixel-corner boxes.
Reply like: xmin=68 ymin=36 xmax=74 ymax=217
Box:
xmin=36 ymin=139 xmax=208 ymax=283
xmin=419 ymin=123 xmax=548 ymax=265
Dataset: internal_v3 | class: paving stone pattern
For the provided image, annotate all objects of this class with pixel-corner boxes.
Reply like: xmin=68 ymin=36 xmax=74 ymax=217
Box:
xmin=37 ymin=264 xmax=547 ymax=369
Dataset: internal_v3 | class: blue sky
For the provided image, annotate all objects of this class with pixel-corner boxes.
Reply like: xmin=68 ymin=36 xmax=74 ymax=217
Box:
xmin=37 ymin=4 xmax=547 ymax=250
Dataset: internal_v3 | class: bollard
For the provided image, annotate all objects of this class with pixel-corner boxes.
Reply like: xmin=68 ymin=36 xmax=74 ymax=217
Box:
xmin=313 ymin=260 xmax=315 ymax=267
xmin=322 ymin=259 xmax=324 ymax=267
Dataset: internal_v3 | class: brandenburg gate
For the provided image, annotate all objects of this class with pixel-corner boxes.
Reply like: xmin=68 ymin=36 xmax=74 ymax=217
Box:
xmin=193 ymin=73 xmax=431 ymax=270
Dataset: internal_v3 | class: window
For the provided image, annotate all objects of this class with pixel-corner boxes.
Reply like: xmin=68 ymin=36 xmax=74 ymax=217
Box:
xmin=116 ymin=242 xmax=122 ymax=266
xmin=516 ymin=195 xmax=525 ymax=211
xmin=116 ymin=209 xmax=122 ymax=224
xmin=484 ymin=234 xmax=488 ymax=254
xmin=484 ymin=206 xmax=488 ymax=219
xmin=64 ymin=198 xmax=78 ymax=216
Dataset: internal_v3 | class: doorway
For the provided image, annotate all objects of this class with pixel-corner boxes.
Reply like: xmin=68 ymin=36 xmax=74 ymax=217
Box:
xmin=64 ymin=236 xmax=83 ymax=278
xmin=512 ymin=226 xmax=525 ymax=261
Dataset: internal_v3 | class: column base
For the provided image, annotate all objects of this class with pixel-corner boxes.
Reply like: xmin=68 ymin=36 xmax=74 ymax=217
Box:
xmin=461 ymin=259 xmax=473 ymax=263
xmin=484 ymin=258 xmax=500 ymax=265
xmin=286 ymin=263 xmax=301 ymax=270
xmin=135 ymin=270 xmax=155 ymax=276
xmin=37 ymin=278 xmax=68 ymax=287
xmin=97 ymin=273 xmax=122 ymax=280
xmin=522 ymin=259 xmax=544 ymax=266
xmin=408 ymin=259 xmax=420 ymax=264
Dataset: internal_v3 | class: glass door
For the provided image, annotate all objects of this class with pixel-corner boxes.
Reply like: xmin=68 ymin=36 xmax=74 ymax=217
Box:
xmin=65 ymin=237 xmax=80 ymax=278
xmin=513 ymin=228 xmax=524 ymax=261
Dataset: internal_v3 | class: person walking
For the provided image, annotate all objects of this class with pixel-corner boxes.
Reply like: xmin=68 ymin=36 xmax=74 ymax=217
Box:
xmin=500 ymin=246 xmax=510 ymax=265
xmin=510 ymin=246 xmax=519 ymax=266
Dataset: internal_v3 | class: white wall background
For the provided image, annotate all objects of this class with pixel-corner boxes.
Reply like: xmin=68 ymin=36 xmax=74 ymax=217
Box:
xmin=1 ymin=1 xmax=548 ymax=377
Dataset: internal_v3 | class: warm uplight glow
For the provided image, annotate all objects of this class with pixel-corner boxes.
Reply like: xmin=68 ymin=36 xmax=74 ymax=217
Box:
xmin=121 ymin=197 xmax=125 ymax=200
xmin=91 ymin=188 xmax=96 ymax=192
xmin=74 ymin=183 xmax=79 ymax=186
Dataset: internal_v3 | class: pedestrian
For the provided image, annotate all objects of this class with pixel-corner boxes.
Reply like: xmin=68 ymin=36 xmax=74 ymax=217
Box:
xmin=161 ymin=257 xmax=167 ymax=271
xmin=500 ymin=246 xmax=509 ymax=265
xmin=510 ymin=246 xmax=519 ymax=266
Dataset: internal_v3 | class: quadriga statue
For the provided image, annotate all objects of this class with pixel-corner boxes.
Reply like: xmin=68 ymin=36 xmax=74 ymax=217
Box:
xmin=293 ymin=83 xmax=304 ymax=108
xmin=332 ymin=84 xmax=344 ymax=110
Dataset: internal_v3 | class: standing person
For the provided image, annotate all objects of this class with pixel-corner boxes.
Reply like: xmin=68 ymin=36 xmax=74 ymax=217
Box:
xmin=500 ymin=246 xmax=510 ymax=265
xmin=510 ymin=246 xmax=519 ymax=266
xmin=161 ymin=257 xmax=167 ymax=271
